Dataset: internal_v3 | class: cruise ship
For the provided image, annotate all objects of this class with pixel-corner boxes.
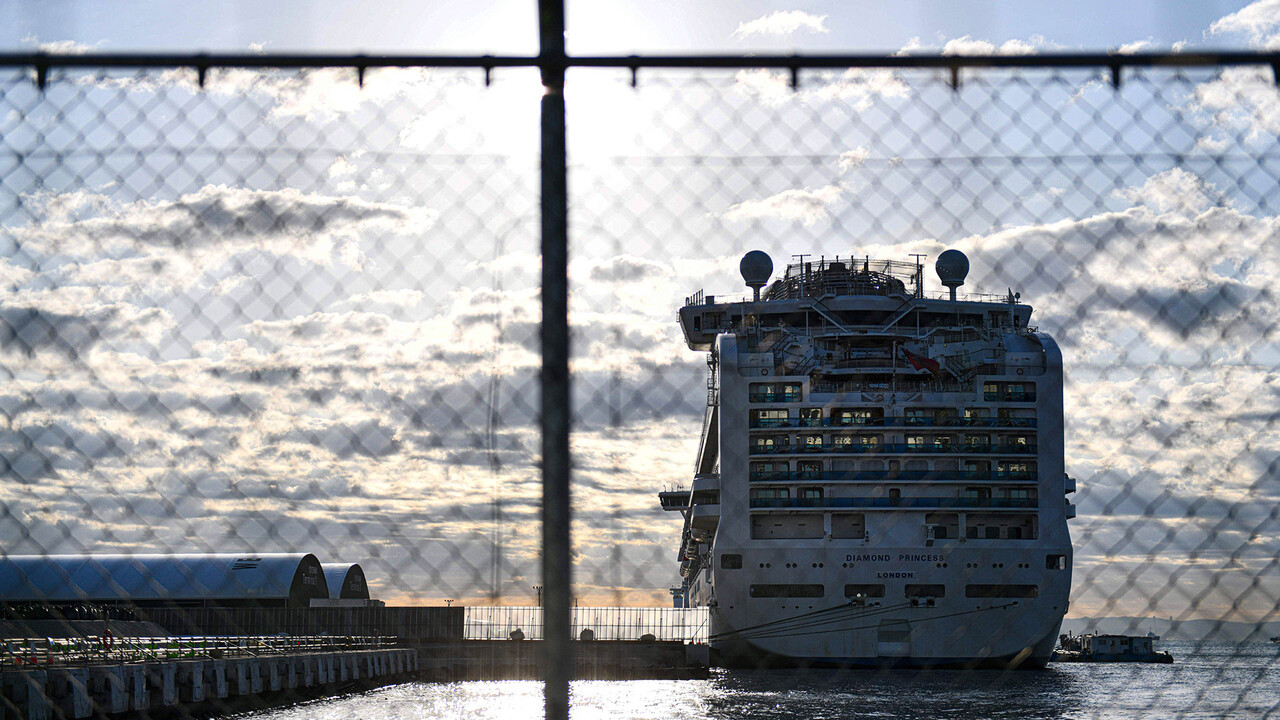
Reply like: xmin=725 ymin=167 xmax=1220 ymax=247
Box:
xmin=660 ymin=250 xmax=1076 ymax=668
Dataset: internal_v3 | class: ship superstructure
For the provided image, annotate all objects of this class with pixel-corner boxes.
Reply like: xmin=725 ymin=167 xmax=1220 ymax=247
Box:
xmin=660 ymin=250 xmax=1075 ymax=668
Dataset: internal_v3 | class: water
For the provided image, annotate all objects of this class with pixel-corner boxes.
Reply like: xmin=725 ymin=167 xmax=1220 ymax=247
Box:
xmin=243 ymin=642 xmax=1280 ymax=719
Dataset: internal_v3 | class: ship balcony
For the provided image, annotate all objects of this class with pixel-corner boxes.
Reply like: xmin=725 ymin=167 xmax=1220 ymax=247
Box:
xmin=748 ymin=392 xmax=802 ymax=403
xmin=749 ymin=443 xmax=1038 ymax=456
xmin=749 ymin=497 xmax=1038 ymax=510
xmin=749 ymin=470 xmax=1038 ymax=483
xmin=658 ymin=490 xmax=689 ymax=511
xmin=691 ymin=503 xmax=721 ymax=531
xmin=749 ymin=417 xmax=1037 ymax=429
xmin=1065 ymin=500 xmax=1077 ymax=519
xmin=692 ymin=474 xmax=720 ymax=493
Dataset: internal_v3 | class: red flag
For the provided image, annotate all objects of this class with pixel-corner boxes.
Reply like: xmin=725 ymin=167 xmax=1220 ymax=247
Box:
xmin=901 ymin=347 xmax=941 ymax=373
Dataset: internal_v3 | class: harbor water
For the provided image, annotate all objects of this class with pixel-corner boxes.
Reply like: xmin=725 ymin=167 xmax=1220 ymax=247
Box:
xmin=244 ymin=641 xmax=1279 ymax=719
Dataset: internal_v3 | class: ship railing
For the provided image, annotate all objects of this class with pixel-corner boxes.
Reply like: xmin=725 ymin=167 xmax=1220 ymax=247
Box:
xmin=749 ymin=417 xmax=1037 ymax=429
xmin=749 ymin=470 xmax=1038 ymax=483
xmin=749 ymin=497 xmax=1039 ymax=509
xmin=749 ymin=443 xmax=1038 ymax=455
xmin=808 ymin=379 xmax=977 ymax=395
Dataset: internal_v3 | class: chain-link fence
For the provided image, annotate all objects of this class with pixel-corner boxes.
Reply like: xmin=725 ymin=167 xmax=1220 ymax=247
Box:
xmin=1 ymin=48 xmax=1279 ymax=718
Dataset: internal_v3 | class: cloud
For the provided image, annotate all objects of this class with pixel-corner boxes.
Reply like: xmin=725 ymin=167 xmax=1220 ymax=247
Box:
xmin=1113 ymin=168 xmax=1218 ymax=215
xmin=1116 ymin=40 xmax=1154 ymax=54
xmin=941 ymin=35 xmax=1039 ymax=56
xmin=898 ymin=34 xmax=1044 ymax=56
xmin=732 ymin=10 xmax=829 ymax=39
xmin=0 ymin=295 xmax=172 ymax=358
xmin=21 ymin=36 xmax=97 ymax=54
xmin=734 ymin=67 xmax=909 ymax=110
xmin=1189 ymin=67 xmax=1280 ymax=144
xmin=838 ymin=146 xmax=870 ymax=172
xmin=80 ymin=65 xmax=438 ymax=121
xmin=720 ymin=185 xmax=843 ymax=226
xmin=585 ymin=255 xmax=669 ymax=283
xmin=13 ymin=185 xmax=435 ymax=287
xmin=1209 ymin=0 xmax=1280 ymax=48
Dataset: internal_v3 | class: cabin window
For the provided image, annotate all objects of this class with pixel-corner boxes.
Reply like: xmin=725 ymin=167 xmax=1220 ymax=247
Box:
xmin=844 ymin=584 xmax=886 ymax=598
xmin=750 ymin=488 xmax=790 ymax=500
xmin=799 ymin=487 xmax=824 ymax=500
xmin=832 ymin=434 xmax=854 ymax=448
xmin=800 ymin=434 xmax=823 ymax=450
xmin=1046 ymin=554 xmax=1067 ymax=570
xmin=965 ymin=584 xmax=1038 ymax=598
xmin=905 ymin=408 xmax=931 ymax=426
xmin=799 ymin=407 xmax=823 ymax=427
xmin=966 ymin=434 xmax=991 ymax=447
xmin=983 ymin=383 xmax=1000 ymax=401
xmin=752 ymin=436 xmax=788 ymax=454
xmin=933 ymin=435 xmax=954 ymax=450
xmin=834 ymin=408 xmax=877 ymax=425
xmin=720 ymin=554 xmax=743 ymax=570
xmin=859 ymin=435 xmax=881 ymax=448
xmin=905 ymin=584 xmax=946 ymax=598
xmin=751 ymin=409 xmax=789 ymax=427
xmin=906 ymin=435 xmax=926 ymax=449
xmin=750 ymin=461 xmax=788 ymax=480
xmin=797 ymin=461 xmax=822 ymax=479
xmin=749 ymin=584 xmax=824 ymax=598
xmin=999 ymin=461 xmax=1035 ymax=478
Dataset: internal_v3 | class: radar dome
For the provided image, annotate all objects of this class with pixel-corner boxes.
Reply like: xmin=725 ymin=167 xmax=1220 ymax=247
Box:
xmin=935 ymin=249 xmax=969 ymax=289
xmin=740 ymin=251 xmax=773 ymax=289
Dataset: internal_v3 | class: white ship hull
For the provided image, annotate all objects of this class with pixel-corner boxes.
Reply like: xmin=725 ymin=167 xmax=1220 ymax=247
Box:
xmin=703 ymin=546 xmax=1068 ymax=668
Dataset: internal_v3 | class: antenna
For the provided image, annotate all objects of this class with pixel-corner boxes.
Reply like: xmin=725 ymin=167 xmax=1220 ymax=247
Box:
xmin=910 ymin=253 xmax=927 ymax=298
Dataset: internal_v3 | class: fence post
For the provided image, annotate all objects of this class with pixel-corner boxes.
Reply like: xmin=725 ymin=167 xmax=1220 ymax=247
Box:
xmin=539 ymin=0 xmax=572 ymax=719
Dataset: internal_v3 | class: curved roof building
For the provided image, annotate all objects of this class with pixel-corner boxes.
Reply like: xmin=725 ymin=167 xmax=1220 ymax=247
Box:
xmin=0 ymin=554 xmax=329 ymax=607
xmin=322 ymin=563 xmax=370 ymax=600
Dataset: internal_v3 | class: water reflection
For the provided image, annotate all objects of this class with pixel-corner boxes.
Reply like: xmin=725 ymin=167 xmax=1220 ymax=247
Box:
xmin=243 ymin=642 xmax=1278 ymax=720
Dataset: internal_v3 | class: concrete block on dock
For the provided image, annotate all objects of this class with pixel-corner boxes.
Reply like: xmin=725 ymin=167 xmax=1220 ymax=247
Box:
xmin=181 ymin=661 xmax=205 ymax=703
xmin=130 ymin=665 xmax=148 ymax=710
xmin=61 ymin=667 xmax=91 ymax=719
xmin=234 ymin=659 xmax=250 ymax=695
xmin=350 ymin=654 xmax=359 ymax=680
xmin=287 ymin=658 xmax=299 ymax=689
xmin=101 ymin=666 xmax=128 ymax=715
xmin=269 ymin=659 xmax=282 ymax=691
xmin=250 ymin=660 xmax=264 ymax=694
xmin=303 ymin=655 xmax=315 ymax=687
xmin=366 ymin=653 xmax=375 ymax=678
xmin=14 ymin=669 xmax=49 ymax=720
xmin=213 ymin=660 xmax=229 ymax=699
xmin=162 ymin=662 xmax=178 ymax=707
xmin=338 ymin=654 xmax=350 ymax=682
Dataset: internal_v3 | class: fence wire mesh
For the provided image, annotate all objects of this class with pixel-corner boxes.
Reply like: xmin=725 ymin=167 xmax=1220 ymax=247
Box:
xmin=0 ymin=56 xmax=1279 ymax=718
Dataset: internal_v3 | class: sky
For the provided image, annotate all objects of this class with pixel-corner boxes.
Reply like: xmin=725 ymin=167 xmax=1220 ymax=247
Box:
xmin=1 ymin=2 xmax=1280 ymax=624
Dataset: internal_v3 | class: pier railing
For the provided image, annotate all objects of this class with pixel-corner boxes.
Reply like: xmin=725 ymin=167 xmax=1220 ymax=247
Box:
xmin=0 ymin=634 xmax=397 ymax=668
xmin=463 ymin=607 xmax=708 ymax=643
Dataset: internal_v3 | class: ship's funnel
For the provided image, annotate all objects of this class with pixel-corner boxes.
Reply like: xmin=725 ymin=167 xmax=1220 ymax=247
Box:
xmin=935 ymin=249 xmax=969 ymax=301
xmin=740 ymin=250 xmax=773 ymax=301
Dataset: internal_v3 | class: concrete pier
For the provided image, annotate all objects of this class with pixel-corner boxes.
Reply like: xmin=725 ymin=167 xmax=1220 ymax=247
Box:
xmin=1 ymin=649 xmax=416 ymax=719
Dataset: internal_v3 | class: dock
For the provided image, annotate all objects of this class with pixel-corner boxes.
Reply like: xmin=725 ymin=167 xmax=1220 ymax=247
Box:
xmin=1 ymin=642 xmax=416 ymax=719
